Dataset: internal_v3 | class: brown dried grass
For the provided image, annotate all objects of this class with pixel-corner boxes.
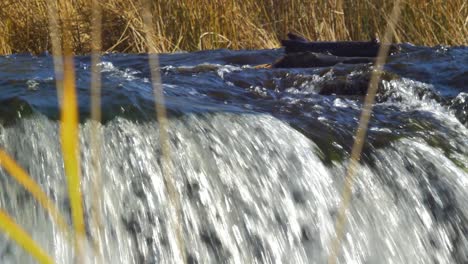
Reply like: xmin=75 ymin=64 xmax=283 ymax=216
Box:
xmin=0 ymin=0 xmax=466 ymax=54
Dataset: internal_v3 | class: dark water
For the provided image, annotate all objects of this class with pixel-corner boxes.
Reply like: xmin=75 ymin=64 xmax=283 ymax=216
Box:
xmin=0 ymin=45 xmax=467 ymax=263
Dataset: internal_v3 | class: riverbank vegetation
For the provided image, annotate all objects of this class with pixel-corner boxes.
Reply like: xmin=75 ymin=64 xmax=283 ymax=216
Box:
xmin=0 ymin=0 xmax=466 ymax=54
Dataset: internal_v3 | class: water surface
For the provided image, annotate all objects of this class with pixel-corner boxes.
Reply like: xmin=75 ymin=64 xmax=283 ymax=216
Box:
xmin=0 ymin=45 xmax=467 ymax=263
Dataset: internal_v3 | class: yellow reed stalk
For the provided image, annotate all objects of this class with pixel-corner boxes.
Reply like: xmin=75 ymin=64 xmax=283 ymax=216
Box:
xmin=0 ymin=149 xmax=70 ymax=236
xmin=50 ymin=2 xmax=86 ymax=259
xmin=47 ymin=0 xmax=86 ymax=257
xmin=0 ymin=209 xmax=54 ymax=264
xmin=327 ymin=1 xmax=403 ymax=264
xmin=141 ymin=1 xmax=186 ymax=262
xmin=60 ymin=53 xmax=86 ymax=241
xmin=89 ymin=0 xmax=104 ymax=259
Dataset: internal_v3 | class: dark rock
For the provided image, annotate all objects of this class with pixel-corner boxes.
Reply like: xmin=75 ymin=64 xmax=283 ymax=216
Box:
xmin=292 ymin=190 xmax=306 ymax=205
xmin=187 ymin=253 xmax=198 ymax=264
xmin=0 ymin=97 xmax=34 ymax=126
xmin=301 ymin=226 xmax=313 ymax=242
xmin=122 ymin=214 xmax=142 ymax=233
xmin=187 ymin=181 xmax=200 ymax=200
xmin=200 ymin=229 xmax=230 ymax=262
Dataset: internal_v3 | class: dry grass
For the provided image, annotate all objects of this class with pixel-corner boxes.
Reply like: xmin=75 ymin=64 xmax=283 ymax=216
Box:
xmin=0 ymin=0 xmax=466 ymax=54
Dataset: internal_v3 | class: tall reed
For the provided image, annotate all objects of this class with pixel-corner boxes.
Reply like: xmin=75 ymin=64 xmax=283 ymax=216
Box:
xmin=0 ymin=0 xmax=466 ymax=55
xmin=329 ymin=1 xmax=402 ymax=262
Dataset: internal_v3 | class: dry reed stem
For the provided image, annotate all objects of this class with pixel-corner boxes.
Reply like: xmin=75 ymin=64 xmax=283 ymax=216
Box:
xmin=47 ymin=0 xmax=64 ymax=106
xmin=141 ymin=1 xmax=187 ymax=263
xmin=0 ymin=0 xmax=466 ymax=54
xmin=327 ymin=1 xmax=402 ymax=263
xmin=89 ymin=0 xmax=104 ymax=261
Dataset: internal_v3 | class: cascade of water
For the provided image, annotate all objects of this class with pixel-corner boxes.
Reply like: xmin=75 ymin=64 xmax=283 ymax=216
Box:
xmin=0 ymin=111 xmax=466 ymax=263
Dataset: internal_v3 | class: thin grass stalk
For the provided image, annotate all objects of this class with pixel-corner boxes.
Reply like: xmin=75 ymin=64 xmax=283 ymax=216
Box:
xmin=0 ymin=149 xmax=70 ymax=237
xmin=0 ymin=209 xmax=54 ymax=264
xmin=141 ymin=0 xmax=186 ymax=263
xmin=47 ymin=0 xmax=64 ymax=106
xmin=327 ymin=1 xmax=403 ymax=264
xmin=89 ymin=0 xmax=104 ymax=260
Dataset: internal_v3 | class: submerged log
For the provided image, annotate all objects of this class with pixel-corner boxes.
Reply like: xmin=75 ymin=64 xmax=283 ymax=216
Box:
xmin=272 ymin=52 xmax=374 ymax=68
xmin=267 ymin=32 xmax=400 ymax=68
xmin=281 ymin=32 xmax=399 ymax=57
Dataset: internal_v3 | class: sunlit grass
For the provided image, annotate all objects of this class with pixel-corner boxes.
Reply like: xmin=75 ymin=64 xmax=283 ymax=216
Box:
xmin=0 ymin=0 xmax=466 ymax=54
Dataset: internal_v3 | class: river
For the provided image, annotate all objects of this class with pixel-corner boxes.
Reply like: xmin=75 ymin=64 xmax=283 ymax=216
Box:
xmin=0 ymin=45 xmax=467 ymax=263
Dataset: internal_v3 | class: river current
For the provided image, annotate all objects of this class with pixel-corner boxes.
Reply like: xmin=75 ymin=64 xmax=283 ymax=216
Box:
xmin=0 ymin=45 xmax=467 ymax=263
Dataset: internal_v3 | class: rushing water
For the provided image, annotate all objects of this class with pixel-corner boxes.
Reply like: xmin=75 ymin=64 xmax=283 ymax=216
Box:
xmin=0 ymin=45 xmax=467 ymax=263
